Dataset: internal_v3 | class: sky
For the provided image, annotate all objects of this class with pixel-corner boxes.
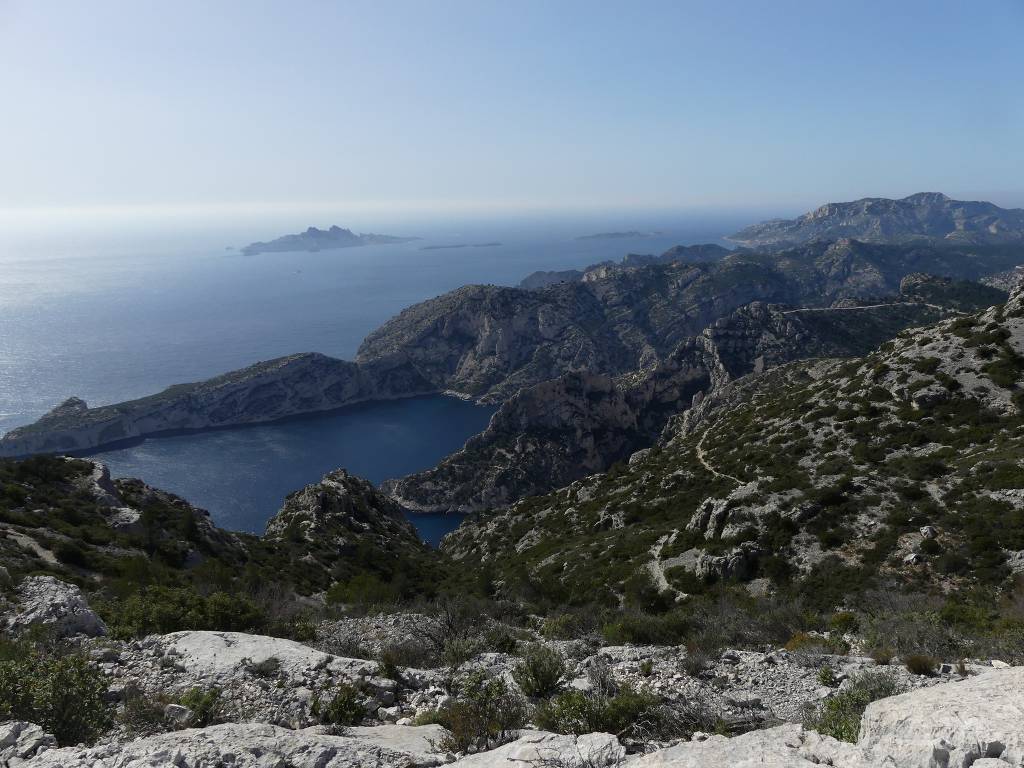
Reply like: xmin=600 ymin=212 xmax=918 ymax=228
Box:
xmin=1 ymin=0 xmax=1022 ymax=220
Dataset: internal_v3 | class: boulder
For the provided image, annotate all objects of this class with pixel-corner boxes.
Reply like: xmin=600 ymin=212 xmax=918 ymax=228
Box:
xmin=858 ymin=667 xmax=1024 ymax=767
xmin=152 ymin=630 xmax=377 ymax=684
xmin=27 ymin=722 xmax=450 ymax=767
xmin=4 ymin=576 xmax=107 ymax=638
xmin=450 ymin=731 xmax=623 ymax=767
xmin=346 ymin=724 xmax=449 ymax=764
xmin=0 ymin=721 xmax=57 ymax=764
xmin=629 ymin=724 xmax=861 ymax=768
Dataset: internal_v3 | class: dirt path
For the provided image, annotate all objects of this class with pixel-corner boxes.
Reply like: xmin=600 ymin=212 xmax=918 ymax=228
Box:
xmin=781 ymin=301 xmax=955 ymax=315
xmin=695 ymin=427 xmax=743 ymax=484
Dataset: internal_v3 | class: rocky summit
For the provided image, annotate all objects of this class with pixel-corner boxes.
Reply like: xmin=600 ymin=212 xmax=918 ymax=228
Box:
xmin=729 ymin=192 xmax=1024 ymax=248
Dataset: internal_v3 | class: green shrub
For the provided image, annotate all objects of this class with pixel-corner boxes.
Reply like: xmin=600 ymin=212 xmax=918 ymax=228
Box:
xmin=512 ymin=644 xmax=566 ymax=699
xmin=312 ymin=683 xmax=365 ymax=726
xmin=325 ymin=573 xmax=401 ymax=607
xmin=0 ymin=647 xmax=111 ymax=746
xmin=817 ymin=666 xmax=837 ymax=687
xmin=436 ymin=670 xmax=527 ymax=752
xmin=869 ymin=647 xmax=894 ymax=665
xmin=601 ymin=610 xmax=690 ymax=645
xmin=101 ymin=586 xmax=265 ymax=639
xmin=541 ymin=614 xmax=583 ymax=640
xmin=178 ymin=686 xmax=223 ymax=727
xmin=804 ymin=672 xmax=903 ymax=742
xmin=534 ymin=684 xmax=665 ymax=740
xmin=904 ymin=654 xmax=937 ymax=676
xmin=829 ymin=612 xmax=860 ymax=634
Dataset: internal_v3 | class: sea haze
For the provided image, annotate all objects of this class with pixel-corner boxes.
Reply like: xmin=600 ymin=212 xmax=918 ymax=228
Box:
xmin=0 ymin=210 xmax=747 ymax=538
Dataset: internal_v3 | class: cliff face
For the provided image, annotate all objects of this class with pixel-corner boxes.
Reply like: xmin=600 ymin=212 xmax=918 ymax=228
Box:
xmin=729 ymin=192 xmax=1024 ymax=248
xmin=0 ymin=354 xmax=380 ymax=458
xmin=384 ymin=293 xmax=963 ymax=512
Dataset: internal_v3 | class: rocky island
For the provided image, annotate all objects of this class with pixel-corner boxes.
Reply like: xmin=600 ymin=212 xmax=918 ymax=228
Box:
xmin=240 ymin=225 xmax=419 ymax=256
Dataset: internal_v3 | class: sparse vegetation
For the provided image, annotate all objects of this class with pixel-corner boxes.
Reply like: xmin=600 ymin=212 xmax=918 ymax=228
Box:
xmin=804 ymin=672 xmax=904 ymax=742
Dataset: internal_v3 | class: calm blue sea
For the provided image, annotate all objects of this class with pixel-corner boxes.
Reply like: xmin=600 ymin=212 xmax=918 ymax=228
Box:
xmin=0 ymin=210 xmax=751 ymax=540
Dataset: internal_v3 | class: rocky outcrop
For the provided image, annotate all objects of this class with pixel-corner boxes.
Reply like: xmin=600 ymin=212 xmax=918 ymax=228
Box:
xmin=26 ymin=722 xmax=449 ymax=768
xmin=0 ymin=459 xmax=433 ymax=602
xmin=729 ymin=192 xmax=1024 ymax=248
xmin=265 ymin=469 xmax=429 ymax=584
xmin=633 ymin=667 xmax=1024 ymax=767
xmin=0 ymin=721 xmax=57 ymax=765
xmin=3 ymin=575 xmax=107 ymax=638
xmin=858 ymin=666 xmax=1024 ymax=768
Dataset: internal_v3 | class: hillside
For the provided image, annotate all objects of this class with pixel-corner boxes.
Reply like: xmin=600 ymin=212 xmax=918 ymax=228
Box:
xmin=0 ymin=458 xmax=437 ymax=634
xmin=385 ymin=276 xmax=1005 ymax=511
xmin=443 ymin=280 xmax=1024 ymax=612
xmin=730 ymin=192 xmax=1024 ymax=248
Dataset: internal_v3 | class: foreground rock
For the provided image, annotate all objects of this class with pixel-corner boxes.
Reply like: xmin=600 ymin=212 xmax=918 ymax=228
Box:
xmin=110 ymin=631 xmax=396 ymax=728
xmin=858 ymin=666 xmax=1024 ymax=767
xmin=2 ymin=575 xmax=107 ymax=638
xmin=450 ymin=731 xmax=624 ymax=768
xmin=631 ymin=723 xmax=858 ymax=768
xmin=26 ymin=722 xmax=450 ymax=768
xmin=0 ymin=721 xmax=56 ymax=765
xmin=633 ymin=667 xmax=1024 ymax=768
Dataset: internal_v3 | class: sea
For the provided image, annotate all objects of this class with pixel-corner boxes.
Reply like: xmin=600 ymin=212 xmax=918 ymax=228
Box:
xmin=0 ymin=208 xmax=755 ymax=543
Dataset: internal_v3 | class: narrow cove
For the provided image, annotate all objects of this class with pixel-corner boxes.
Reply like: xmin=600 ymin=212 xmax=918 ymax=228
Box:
xmin=85 ymin=394 xmax=495 ymax=545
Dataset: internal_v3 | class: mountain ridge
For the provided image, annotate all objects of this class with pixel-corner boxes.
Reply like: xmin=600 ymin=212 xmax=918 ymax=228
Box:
xmin=730 ymin=193 xmax=1024 ymax=248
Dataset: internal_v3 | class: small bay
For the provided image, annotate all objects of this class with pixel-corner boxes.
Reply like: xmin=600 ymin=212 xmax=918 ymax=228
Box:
xmin=86 ymin=395 xmax=494 ymax=543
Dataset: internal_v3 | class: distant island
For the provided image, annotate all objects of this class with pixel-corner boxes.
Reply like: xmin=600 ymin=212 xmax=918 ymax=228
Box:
xmin=576 ymin=230 xmax=663 ymax=240
xmin=240 ymin=225 xmax=419 ymax=256
xmin=419 ymin=242 xmax=502 ymax=251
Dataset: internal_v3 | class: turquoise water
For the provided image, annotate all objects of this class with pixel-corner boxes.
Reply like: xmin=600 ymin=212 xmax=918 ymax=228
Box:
xmin=86 ymin=395 xmax=493 ymax=542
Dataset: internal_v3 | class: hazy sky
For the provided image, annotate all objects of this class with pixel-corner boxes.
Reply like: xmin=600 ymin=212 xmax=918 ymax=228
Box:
xmin=2 ymin=0 xmax=1022 ymax=217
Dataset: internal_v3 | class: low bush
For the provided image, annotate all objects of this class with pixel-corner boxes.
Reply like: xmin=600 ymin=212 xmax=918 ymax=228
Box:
xmin=869 ymin=647 xmax=894 ymax=666
xmin=512 ymin=644 xmax=566 ymax=699
xmin=903 ymin=654 xmax=937 ymax=676
xmin=601 ymin=610 xmax=689 ymax=645
xmin=829 ymin=612 xmax=860 ymax=635
xmin=178 ymin=686 xmax=224 ymax=727
xmin=534 ymin=683 xmax=670 ymax=741
xmin=0 ymin=645 xmax=111 ymax=746
xmin=312 ymin=683 xmax=365 ymax=726
xmin=804 ymin=672 xmax=903 ymax=742
xmin=435 ymin=670 xmax=527 ymax=752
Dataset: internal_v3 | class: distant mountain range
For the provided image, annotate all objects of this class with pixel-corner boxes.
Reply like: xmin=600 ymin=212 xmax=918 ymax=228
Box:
xmin=240 ymin=225 xmax=419 ymax=256
xmin=730 ymin=192 xmax=1024 ymax=248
